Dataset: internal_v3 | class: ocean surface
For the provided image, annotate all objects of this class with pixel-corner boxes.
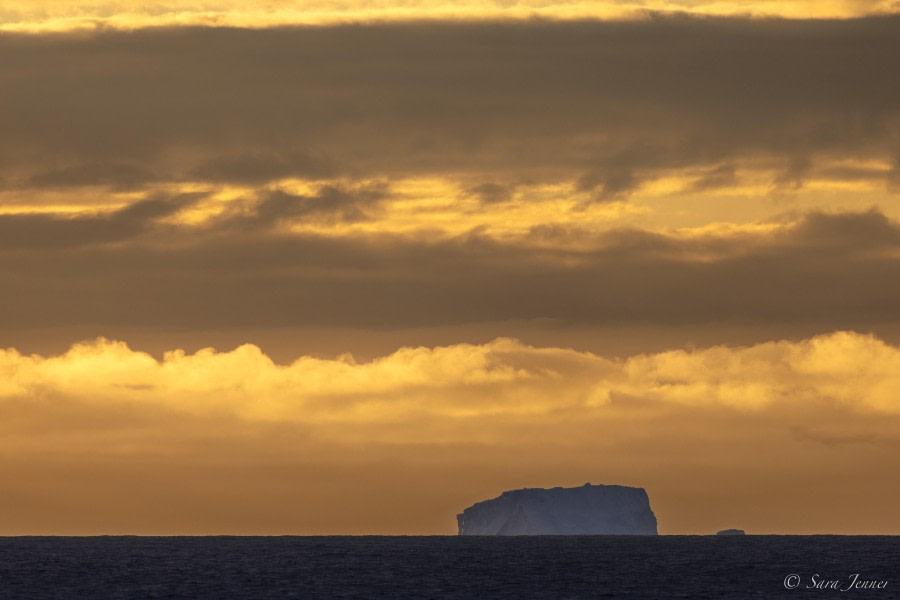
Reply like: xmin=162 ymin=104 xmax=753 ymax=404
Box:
xmin=0 ymin=535 xmax=897 ymax=599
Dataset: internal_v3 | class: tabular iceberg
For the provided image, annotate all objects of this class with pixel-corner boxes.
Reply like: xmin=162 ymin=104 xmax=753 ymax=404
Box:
xmin=457 ymin=483 xmax=658 ymax=535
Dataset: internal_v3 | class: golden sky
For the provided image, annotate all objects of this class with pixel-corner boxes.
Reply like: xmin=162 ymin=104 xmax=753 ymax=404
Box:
xmin=1 ymin=0 xmax=898 ymax=31
xmin=1 ymin=3 xmax=900 ymax=534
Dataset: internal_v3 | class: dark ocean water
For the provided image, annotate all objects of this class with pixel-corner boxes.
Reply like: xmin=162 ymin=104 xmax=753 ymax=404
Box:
xmin=0 ymin=536 xmax=897 ymax=599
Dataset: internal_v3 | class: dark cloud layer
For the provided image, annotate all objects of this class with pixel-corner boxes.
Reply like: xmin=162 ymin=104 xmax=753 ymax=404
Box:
xmin=3 ymin=17 xmax=900 ymax=344
xmin=189 ymin=151 xmax=337 ymax=185
xmin=2 ymin=208 xmax=899 ymax=333
xmin=27 ymin=162 xmax=158 ymax=190
xmin=2 ymin=16 xmax=899 ymax=190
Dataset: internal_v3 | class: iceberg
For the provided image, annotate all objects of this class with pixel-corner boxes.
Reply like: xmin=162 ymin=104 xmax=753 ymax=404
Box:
xmin=457 ymin=483 xmax=658 ymax=535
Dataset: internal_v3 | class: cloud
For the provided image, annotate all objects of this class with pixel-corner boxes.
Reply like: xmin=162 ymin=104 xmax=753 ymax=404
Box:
xmin=1 ymin=208 xmax=899 ymax=332
xmin=466 ymin=182 xmax=516 ymax=204
xmin=773 ymin=155 xmax=813 ymax=190
xmin=689 ymin=163 xmax=737 ymax=191
xmin=2 ymin=331 xmax=898 ymax=426
xmin=0 ymin=193 xmax=202 ymax=248
xmin=220 ymin=185 xmax=389 ymax=230
xmin=577 ymin=167 xmax=640 ymax=201
xmin=787 ymin=207 xmax=900 ymax=250
xmin=2 ymin=17 xmax=899 ymax=194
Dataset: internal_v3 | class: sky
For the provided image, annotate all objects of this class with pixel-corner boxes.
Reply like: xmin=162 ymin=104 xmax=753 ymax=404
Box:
xmin=1 ymin=1 xmax=900 ymax=535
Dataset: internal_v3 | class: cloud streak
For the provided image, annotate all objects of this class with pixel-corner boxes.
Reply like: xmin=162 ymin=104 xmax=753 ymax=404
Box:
xmin=2 ymin=0 xmax=897 ymax=33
